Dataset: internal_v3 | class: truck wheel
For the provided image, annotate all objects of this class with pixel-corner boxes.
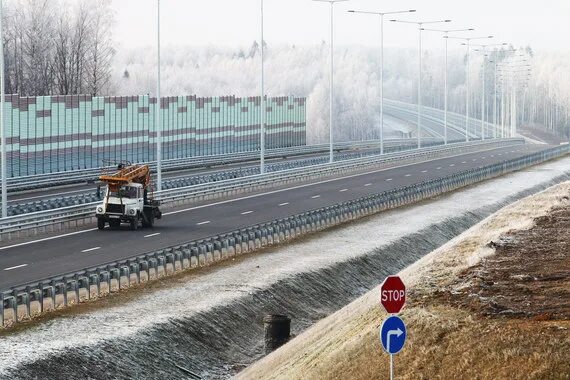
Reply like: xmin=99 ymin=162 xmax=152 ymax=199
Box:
xmin=110 ymin=219 xmax=120 ymax=230
xmin=142 ymin=209 xmax=154 ymax=228
xmin=97 ymin=218 xmax=105 ymax=230
xmin=130 ymin=217 xmax=138 ymax=231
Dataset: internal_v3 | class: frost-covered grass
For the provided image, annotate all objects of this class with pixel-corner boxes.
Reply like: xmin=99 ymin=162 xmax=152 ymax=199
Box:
xmin=237 ymin=181 xmax=570 ymax=380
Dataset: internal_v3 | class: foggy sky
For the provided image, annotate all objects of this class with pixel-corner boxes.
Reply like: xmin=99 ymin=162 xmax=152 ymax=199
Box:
xmin=111 ymin=0 xmax=569 ymax=52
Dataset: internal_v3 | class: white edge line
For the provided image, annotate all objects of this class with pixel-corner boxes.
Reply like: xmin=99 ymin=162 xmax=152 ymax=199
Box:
xmin=4 ymin=264 xmax=28 ymax=271
xmin=0 ymin=228 xmax=98 ymax=252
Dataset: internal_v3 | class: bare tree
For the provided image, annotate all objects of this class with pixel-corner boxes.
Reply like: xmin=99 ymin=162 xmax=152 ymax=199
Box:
xmin=2 ymin=0 xmax=115 ymax=96
xmin=85 ymin=0 xmax=115 ymax=95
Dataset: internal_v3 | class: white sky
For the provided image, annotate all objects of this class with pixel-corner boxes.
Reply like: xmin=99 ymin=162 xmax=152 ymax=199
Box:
xmin=111 ymin=0 xmax=569 ymax=52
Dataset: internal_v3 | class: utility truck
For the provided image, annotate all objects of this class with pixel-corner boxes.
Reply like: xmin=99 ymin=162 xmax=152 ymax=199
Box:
xmin=96 ymin=163 xmax=162 ymax=230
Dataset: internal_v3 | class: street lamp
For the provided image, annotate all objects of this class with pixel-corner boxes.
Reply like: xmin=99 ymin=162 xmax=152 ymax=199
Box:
xmin=473 ymin=43 xmax=507 ymax=140
xmin=423 ymin=27 xmax=474 ymax=145
xmin=156 ymin=0 xmax=162 ymax=192
xmin=0 ymin=0 xmax=6 ymax=218
xmin=313 ymin=0 xmax=349 ymax=164
xmin=260 ymin=0 xmax=266 ymax=174
xmin=348 ymin=8 xmax=416 ymax=154
xmin=489 ymin=47 xmax=516 ymax=138
xmin=447 ymin=35 xmax=493 ymax=141
xmin=390 ymin=18 xmax=451 ymax=149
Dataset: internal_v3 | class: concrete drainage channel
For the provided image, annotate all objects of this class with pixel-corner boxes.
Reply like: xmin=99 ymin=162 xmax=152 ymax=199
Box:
xmin=1 ymin=144 xmax=567 ymax=329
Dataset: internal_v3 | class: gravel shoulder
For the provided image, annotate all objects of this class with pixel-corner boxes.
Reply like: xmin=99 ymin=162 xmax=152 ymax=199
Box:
xmin=238 ymin=182 xmax=570 ymax=380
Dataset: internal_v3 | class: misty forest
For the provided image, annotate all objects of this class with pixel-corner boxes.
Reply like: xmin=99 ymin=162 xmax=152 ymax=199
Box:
xmin=2 ymin=0 xmax=569 ymax=144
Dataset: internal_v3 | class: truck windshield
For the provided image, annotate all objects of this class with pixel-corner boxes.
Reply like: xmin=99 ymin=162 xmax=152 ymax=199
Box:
xmin=109 ymin=186 xmax=138 ymax=199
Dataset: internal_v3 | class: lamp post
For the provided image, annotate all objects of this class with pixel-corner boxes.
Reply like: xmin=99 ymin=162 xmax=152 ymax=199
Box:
xmin=422 ymin=28 xmax=474 ymax=145
xmin=156 ymin=0 xmax=162 ymax=192
xmin=390 ymin=19 xmax=451 ymax=149
xmin=348 ymin=9 xmax=416 ymax=154
xmin=0 ymin=0 xmax=6 ymax=218
xmin=313 ymin=0 xmax=349 ymax=164
xmin=490 ymin=48 xmax=516 ymax=138
xmin=447 ymin=35 xmax=493 ymax=141
xmin=472 ymin=43 xmax=507 ymax=140
xmin=260 ymin=0 xmax=266 ymax=173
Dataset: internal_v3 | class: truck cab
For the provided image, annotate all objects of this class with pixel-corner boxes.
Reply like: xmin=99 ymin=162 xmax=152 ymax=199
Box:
xmin=95 ymin=164 xmax=162 ymax=230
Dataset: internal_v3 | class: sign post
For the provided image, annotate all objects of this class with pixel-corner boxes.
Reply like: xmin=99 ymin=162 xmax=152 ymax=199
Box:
xmin=379 ymin=275 xmax=407 ymax=380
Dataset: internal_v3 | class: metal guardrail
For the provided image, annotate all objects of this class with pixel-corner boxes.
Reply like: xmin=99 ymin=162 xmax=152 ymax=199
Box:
xmin=0 ymin=139 xmax=524 ymax=241
xmin=6 ymin=138 xmax=457 ymax=217
xmin=3 ymin=137 xmax=436 ymax=193
xmin=1 ymin=141 xmax=566 ymax=328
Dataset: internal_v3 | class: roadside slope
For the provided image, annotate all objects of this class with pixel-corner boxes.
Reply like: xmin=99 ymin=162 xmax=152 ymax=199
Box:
xmin=238 ymin=182 xmax=570 ymax=380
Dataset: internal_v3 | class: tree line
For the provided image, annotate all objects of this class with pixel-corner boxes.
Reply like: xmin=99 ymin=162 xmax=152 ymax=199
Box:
xmin=2 ymin=0 xmax=114 ymax=96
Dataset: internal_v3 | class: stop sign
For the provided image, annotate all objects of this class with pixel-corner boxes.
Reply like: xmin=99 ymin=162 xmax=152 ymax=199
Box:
xmin=380 ymin=275 xmax=406 ymax=314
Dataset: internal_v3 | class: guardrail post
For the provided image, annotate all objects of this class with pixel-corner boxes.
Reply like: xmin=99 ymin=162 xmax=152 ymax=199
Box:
xmin=12 ymin=291 xmax=18 ymax=323
xmin=0 ymin=293 xmax=4 ymax=327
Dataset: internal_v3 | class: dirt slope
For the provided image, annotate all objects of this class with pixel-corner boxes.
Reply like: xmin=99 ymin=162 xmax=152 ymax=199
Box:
xmin=237 ymin=182 xmax=570 ymax=380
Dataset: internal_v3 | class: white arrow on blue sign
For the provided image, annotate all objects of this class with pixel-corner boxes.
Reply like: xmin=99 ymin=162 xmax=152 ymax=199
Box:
xmin=380 ymin=315 xmax=407 ymax=354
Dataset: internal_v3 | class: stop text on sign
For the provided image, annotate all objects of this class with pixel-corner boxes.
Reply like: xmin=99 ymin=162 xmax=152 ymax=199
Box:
xmin=381 ymin=289 xmax=405 ymax=302
xmin=380 ymin=275 xmax=406 ymax=314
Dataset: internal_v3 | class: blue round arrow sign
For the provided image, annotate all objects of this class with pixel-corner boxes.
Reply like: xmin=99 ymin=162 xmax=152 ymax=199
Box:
xmin=380 ymin=315 xmax=407 ymax=354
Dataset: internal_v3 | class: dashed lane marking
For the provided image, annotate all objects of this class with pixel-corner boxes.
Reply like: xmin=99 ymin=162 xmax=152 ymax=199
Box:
xmin=144 ymin=233 xmax=161 ymax=238
xmin=3 ymin=264 xmax=28 ymax=271
xmin=197 ymin=221 xmax=211 ymax=225
xmin=81 ymin=247 xmax=101 ymax=253
xmin=241 ymin=211 xmax=253 ymax=215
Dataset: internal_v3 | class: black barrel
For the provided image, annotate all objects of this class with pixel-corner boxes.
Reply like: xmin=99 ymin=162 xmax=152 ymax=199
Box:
xmin=263 ymin=314 xmax=291 ymax=354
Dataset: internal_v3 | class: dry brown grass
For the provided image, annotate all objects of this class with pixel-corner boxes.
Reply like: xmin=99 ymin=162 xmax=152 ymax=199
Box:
xmin=237 ymin=182 xmax=570 ymax=380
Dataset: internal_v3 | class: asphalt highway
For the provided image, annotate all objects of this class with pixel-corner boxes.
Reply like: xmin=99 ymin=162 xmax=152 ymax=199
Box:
xmin=0 ymin=143 xmax=552 ymax=290
xmin=7 ymin=138 xmax=422 ymax=204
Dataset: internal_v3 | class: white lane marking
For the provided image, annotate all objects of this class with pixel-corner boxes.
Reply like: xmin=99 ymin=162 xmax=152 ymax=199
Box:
xmin=81 ymin=247 xmax=101 ymax=253
xmin=405 ymin=174 xmax=411 ymax=177
xmin=498 ymin=153 xmax=502 ymax=156
xmin=339 ymin=189 xmax=348 ymax=192
xmin=0 ymin=228 xmax=98 ymax=252
xmin=144 ymin=233 xmax=161 ymax=238
xmin=241 ymin=211 xmax=253 ymax=215
xmin=421 ymin=170 xmax=428 ymax=173
xmin=482 ymin=156 xmax=486 ymax=159
xmin=461 ymin=161 xmax=467 ymax=164
xmin=4 ymin=264 xmax=28 ymax=271
xmin=472 ymin=159 xmax=477 ymax=161
xmin=386 ymin=178 xmax=393 ymax=181
xmin=278 ymin=202 xmax=290 ymax=206
xmin=1 ymin=144 xmax=523 ymax=252
xmin=197 ymin=221 xmax=211 ymax=225
xmin=364 ymin=183 xmax=372 ymax=187
xmin=436 ymin=167 xmax=442 ymax=170
xmin=449 ymin=164 xmax=455 ymax=167
xmin=311 ymin=195 xmax=321 ymax=199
